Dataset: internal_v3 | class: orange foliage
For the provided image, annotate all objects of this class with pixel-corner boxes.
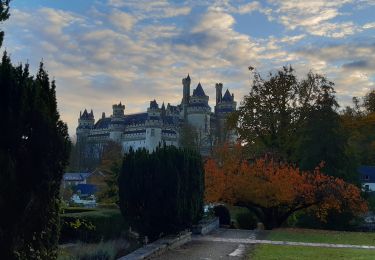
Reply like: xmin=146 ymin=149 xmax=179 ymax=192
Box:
xmin=205 ymin=143 xmax=367 ymax=226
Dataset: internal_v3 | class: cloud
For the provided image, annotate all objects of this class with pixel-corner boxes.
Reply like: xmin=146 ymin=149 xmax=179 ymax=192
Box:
xmin=3 ymin=1 xmax=375 ymax=135
xmin=109 ymin=10 xmax=136 ymax=31
xmin=266 ymin=0 xmax=363 ymax=38
xmin=107 ymin=0 xmax=191 ymax=19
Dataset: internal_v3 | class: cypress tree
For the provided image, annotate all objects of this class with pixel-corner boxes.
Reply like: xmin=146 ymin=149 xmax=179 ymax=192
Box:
xmin=0 ymin=55 xmax=71 ymax=258
xmin=118 ymin=146 xmax=204 ymax=240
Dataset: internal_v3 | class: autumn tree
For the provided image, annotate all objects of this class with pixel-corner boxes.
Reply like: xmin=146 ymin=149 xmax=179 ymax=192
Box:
xmin=205 ymin=144 xmax=367 ymax=229
xmin=97 ymin=141 xmax=123 ymax=203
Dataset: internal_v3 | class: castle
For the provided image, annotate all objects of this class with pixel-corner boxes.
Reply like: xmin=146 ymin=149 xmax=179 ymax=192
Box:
xmin=76 ymin=75 xmax=237 ymax=156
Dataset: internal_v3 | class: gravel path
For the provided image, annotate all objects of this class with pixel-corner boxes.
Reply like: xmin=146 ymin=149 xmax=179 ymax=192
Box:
xmin=152 ymin=229 xmax=258 ymax=259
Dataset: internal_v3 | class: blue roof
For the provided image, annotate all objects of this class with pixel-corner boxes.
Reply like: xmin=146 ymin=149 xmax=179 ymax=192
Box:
xmin=64 ymin=172 xmax=91 ymax=181
xmin=124 ymin=113 xmax=148 ymax=125
xmin=94 ymin=118 xmax=111 ymax=129
xmin=216 ymin=107 xmax=235 ymax=113
xmin=192 ymin=83 xmax=206 ymax=97
xmin=162 ymin=129 xmax=176 ymax=135
xmin=189 ymin=102 xmax=210 ymax=108
xmin=163 ymin=116 xmax=177 ymax=125
xmin=222 ymin=89 xmax=232 ymax=102
xmin=75 ymin=184 xmax=97 ymax=195
xmin=358 ymin=166 xmax=375 ymax=183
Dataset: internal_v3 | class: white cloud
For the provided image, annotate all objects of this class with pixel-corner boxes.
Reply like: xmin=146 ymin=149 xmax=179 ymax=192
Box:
xmin=109 ymin=10 xmax=136 ymax=31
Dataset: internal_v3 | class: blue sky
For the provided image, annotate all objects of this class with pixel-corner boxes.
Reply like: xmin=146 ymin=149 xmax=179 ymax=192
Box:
xmin=1 ymin=0 xmax=375 ymax=136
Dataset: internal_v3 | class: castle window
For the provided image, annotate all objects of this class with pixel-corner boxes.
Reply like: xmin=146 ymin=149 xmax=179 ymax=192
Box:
xmin=151 ymin=129 xmax=155 ymax=137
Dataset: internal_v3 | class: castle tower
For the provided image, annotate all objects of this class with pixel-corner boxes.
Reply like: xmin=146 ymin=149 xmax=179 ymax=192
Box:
xmin=187 ymin=82 xmax=211 ymax=155
xmin=109 ymin=102 xmax=125 ymax=142
xmin=181 ymin=74 xmax=191 ymax=120
xmin=182 ymin=74 xmax=191 ymax=104
xmin=76 ymin=109 xmax=95 ymax=142
xmin=214 ymin=88 xmax=237 ymax=144
xmin=146 ymin=100 xmax=162 ymax=151
xmin=215 ymin=83 xmax=223 ymax=105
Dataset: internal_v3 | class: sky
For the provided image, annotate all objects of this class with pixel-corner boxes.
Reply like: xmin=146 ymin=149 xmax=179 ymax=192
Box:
xmin=1 ymin=0 xmax=375 ymax=136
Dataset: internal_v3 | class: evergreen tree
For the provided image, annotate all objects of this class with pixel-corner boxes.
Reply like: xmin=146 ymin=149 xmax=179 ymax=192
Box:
xmin=118 ymin=146 xmax=204 ymax=240
xmin=0 ymin=54 xmax=70 ymax=258
xmin=0 ymin=0 xmax=10 ymax=48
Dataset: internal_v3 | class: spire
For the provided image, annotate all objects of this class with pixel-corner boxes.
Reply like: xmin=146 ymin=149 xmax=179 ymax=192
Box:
xmin=222 ymin=89 xmax=232 ymax=102
xmin=187 ymin=73 xmax=190 ymax=80
xmin=193 ymin=82 xmax=206 ymax=97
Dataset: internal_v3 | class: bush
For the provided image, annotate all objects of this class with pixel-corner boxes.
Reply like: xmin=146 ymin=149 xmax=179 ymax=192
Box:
xmin=119 ymin=146 xmax=204 ymax=240
xmin=213 ymin=205 xmax=231 ymax=225
xmin=62 ymin=207 xmax=97 ymax=214
xmin=60 ymin=209 xmax=128 ymax=243
xmin=236 ymin=211 xmax=258 ymax=230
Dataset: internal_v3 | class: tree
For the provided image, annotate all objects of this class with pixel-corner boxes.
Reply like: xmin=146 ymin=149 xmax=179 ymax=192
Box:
xmin=341 ymin=92 xmax=375 ymax=166
xmin=97 ymin=141 xmax=123 ymax=203
xmin=205 ymin=144 xmax=367 ymax=229
xmin=294 ymin=80 xmax=358 ymax=183
xmin=230 ymin=67 xmax=337 ymax=161
xmin=0 ymin=0 xmax=10 ymax=48
xmin=119 ymin=146 xmax=204 ymax=240
xmin=0 ymin=55 xmax=70 ymax=258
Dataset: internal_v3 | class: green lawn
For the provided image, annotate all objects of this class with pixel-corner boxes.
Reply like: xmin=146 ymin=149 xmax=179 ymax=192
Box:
xmin=266 ymin=228 xmax=375 ymax=245
xmin=250 ymin=245 xmax=375 ymax=260
xmin=249 ymin=228 xmax=375 ymax=259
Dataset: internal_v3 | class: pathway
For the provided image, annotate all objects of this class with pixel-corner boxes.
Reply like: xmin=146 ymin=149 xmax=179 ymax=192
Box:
xmin=152 ymin=229 xmax=258 ymax=259
xmin=153 ymin=228 xmax=375 ymax=259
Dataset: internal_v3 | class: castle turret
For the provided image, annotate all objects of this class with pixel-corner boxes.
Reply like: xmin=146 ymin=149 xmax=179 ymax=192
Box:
xmin=76 ymin=109 xmax=95 ymax=142
xmin=186 ymin=82 xmax=211 ymax=155
xmin=182 ymin=74 xmax=191 ymax=105
xmin=146 ymin=100 xmax=162 ymax=151
xmin=109 ymin=102 xmax=125 ymax=142
xmin=215 ymin=83 xmax=223 ymax=105
xmin=214 ymin=88 xmax=237 ymax=144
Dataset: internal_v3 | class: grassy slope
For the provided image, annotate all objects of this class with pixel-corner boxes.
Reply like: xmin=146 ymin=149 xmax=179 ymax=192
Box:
xmin=251 ymin=245 xmax=375 ymax=260
xmin=267 ymin=228 xmax=375 ymax=245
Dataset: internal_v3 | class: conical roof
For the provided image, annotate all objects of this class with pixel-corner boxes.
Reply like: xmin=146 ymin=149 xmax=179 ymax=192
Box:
xmin=192 ymin=83 xmax=206 ymax=97
xmin=222 ymin=89 xmax=232 ymax=102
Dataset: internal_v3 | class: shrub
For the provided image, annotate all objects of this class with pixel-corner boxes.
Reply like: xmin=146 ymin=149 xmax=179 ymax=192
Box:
xmin=213 ymin=205 xmax=231 ymax=225
xmin=236 ymin=211 xmax=258 ymax=230
xmin=119 ymin=146 xmax=204 ymax=240
xmin=60 ymin=209 xmax=128 ymax=243
xmin=62 ymin=207 xmax=97 ymax=214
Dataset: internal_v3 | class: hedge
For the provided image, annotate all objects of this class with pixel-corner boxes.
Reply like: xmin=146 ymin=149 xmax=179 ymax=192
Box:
xmin=60 ymin=209 xmax=128 ymax=243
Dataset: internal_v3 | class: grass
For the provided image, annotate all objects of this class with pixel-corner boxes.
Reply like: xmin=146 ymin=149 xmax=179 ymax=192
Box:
xmin=267 ymin=228 xmax=375 ymax=245
xmin=58 ymin=238 xmax=139 ymax=260
xmin=250 ymin=244 xmax=375 ymax=260
xmin=250 ymin=228 xmax=375 ymax=259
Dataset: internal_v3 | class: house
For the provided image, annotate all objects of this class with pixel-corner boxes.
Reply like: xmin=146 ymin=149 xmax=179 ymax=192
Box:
xmin=62 ymin=170 xmax=106 ymax=189
xmin=358 ymin=166 xmax=375 ymax=191
xmin=62 ymin=172 xmax=91 ymax=188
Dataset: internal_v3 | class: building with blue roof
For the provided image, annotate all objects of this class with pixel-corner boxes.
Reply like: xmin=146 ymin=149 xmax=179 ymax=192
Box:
xmin=359 ymin=166 xmax=375 ymax=191
xmin=76 ymin=75 xmax=237 ymax=156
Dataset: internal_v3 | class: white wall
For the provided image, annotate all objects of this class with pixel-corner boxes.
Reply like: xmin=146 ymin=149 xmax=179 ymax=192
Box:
xmin=145 ymin=127 xmax=162 ymax=152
